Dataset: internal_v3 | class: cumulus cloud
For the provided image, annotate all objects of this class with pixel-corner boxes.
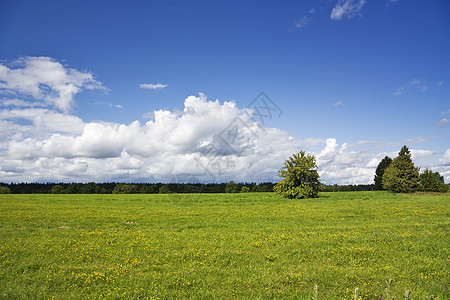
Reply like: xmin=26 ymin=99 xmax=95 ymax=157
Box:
xmin=314 ymin=138 xmax=377 ymax=184
xmin=0 ymin=91 xmax=303 ymax=183
xmin=0 ymin=57 xmax=105 ymax=113
xmin=1 ymin=56 xmax=449 ymax=184
xmin=439 ymin=149 xmax=450 ymax=166
xmin=139 ymin=83 xmax=168 ymax=90
xmin=331 ymin=0 xmax=367 ymax=21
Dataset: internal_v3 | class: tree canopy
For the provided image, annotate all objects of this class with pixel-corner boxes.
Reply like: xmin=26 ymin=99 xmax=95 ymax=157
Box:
xmin=382 ymin=146 xmax=420 ymax=193
xmin=274 ymin=151 xmax=322 ymax=199
xmin=418 ymin=169 xmax=448 ymax=192
xmin=374 ymin=156 xmax=392 ymax=190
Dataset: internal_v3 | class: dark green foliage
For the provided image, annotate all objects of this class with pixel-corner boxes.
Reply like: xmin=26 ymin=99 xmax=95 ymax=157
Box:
xmin=274 ymin=151 xmax=322 ymax=199
xmin=374 ymin=156 xmax=392 ymax=190
xmin=322 ymin=184 xmax=375 ymax=192
xmin=418 ymin=169 xmax=448 ymax=192
xmin=80 ymin=182 xmax=100 ymax=194
xmin=383 ymin=146 xmax=420 ymax=193
xmin=51 ymin=185 xmax=65 ymax=194
xmin=0 ymin=186 xmax=11 ymax=194
xmin=66 ymin=183 xmax=81 ymax=194
xmin=158 ymin=184 xmax=175 ymax=194
xmin=225 ymin=181 xmax=239 ymax=193
xmin=113 ymin=183 xmax=140 ymax=194
xmin=240 ymin=186 xmax=250 ymax=193
xmin=0 ymin=181 xmax=272 ymax=194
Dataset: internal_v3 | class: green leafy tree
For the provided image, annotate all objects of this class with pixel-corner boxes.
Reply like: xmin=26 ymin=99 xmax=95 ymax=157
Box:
xmin=240 ymin=186 xmax=250 ymax=193
xmin=374 ymin=156 xmax=392 ymax=190
xmin=81 ymin=182 xmax=100 ymax=194
xmin=0 ymin=186 xmax=11 ymax=194
xmin=113 ymin=183 xmax=139 ymax=194
xmin=274 ymin=151 xmax=322 ymax=199
xmin=418 ymin=169 xmax=448 ymax=192
xmin=66 ymin=183 xmax=81 ymax=194
xmin=225 ymin=181 xmax=239 ymax=193
xmin=159 ymin=184 xmax=176 ymax=194
xmin=382 ymin=146 xmax=420 ymax=193
xmin=51 ymin=185 xmax=65 ymax=194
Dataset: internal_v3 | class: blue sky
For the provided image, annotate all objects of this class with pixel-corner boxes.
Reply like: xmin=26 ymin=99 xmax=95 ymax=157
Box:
xmin=0 ymin=0 xmax=449 ymax=184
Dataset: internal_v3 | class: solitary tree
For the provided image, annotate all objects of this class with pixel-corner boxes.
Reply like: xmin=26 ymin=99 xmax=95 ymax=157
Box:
xmin=418 ymin=169 xmax=448 ymax=192
xmin=383 ymin=146 xmax=420 ymax=193
xmin=274 ymin=150 xmax=322 ymax=199
xmin=374 ymin=156 xmax=392 ymax=190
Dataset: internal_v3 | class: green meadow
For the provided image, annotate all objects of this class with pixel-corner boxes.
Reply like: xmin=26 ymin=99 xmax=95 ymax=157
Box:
xmin=0 ymin=192 xmax=448 ymax=299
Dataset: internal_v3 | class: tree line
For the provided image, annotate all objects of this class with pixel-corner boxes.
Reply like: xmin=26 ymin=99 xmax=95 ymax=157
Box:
xmin=0 ymin=181 xmax=384 ymax=195
xmin=0 ymin=181 xmax=276 ymax=194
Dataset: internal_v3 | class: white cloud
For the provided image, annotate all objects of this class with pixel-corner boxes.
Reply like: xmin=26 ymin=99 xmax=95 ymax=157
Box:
xmin=0 ymin=92 xmax=303 ymax=182
xmin=331 ymin=0 xmax=367 ymax=21
xmin=333 ymin=101 xmax=343 ymax=107
xmin=393 ymin=78 xmax=428 ymax=96
xmin=89 ymin=102 xmax=123 ymax=109
xmin=315 ymin=138 xmax=376 ymax=184
xmin=440 ymin=109 xmax=450 ymax=116
xmin=1 ymin=57 xmax=448 ymax=184
xmin=0 ymin=57 xmax=105 ymax=113
xmin=437 ymin=80 xmax=444 ymax=87
xmin=295 ymin=16 xmax=311 ymax=29
xmin=139 ymin=83 xmax=168 ymax=90
xmin=2 ymin=101 xmax=449 ymax=183
xmin=410 ymin=149 xmax=436 ymax=160
xmin=438 ymin=118 xmax=449 ymax=126
xmin=0 ymin=98 xmax=43 ymax=107
xmin=440 ymin=149 xmax=450 ymax=166
xmin=0 ymin=108 xmax=85 ymax=137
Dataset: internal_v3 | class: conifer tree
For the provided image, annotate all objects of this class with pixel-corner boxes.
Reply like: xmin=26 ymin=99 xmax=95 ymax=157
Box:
xmin=374 ymin=156 xmax=392 ymax=190
xmin=382 ymin=146 xmax=420 ymax=193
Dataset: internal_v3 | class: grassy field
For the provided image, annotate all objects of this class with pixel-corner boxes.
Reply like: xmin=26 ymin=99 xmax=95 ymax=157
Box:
xmin=0 ymin=191 xmax=448 ymax=299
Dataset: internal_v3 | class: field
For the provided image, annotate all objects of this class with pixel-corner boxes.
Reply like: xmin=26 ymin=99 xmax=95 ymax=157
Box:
xmin=0 ymin=192 xmax=448 ymax=299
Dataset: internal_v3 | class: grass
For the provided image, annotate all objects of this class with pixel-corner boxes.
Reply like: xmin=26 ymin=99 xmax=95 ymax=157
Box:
xmin=0 ymin=191 xmax=448 ymax=299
